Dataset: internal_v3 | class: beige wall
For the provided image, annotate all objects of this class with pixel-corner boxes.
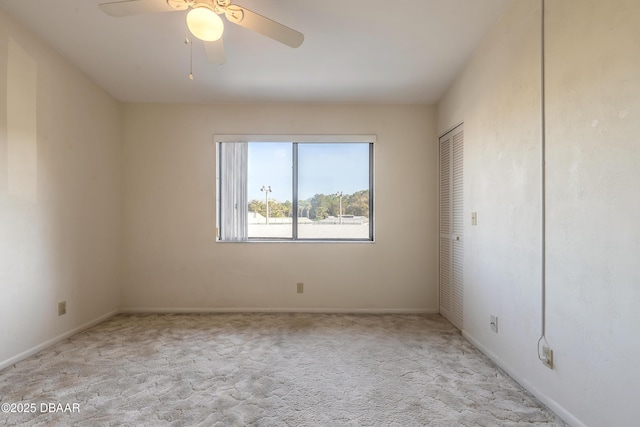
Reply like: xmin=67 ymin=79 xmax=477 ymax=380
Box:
xmin=437 ymin=1 xmax=640 ymax=426
xmin=0 ymin=9 xmax=122 ymax=367
xmin=121 ymin=103 xmax=438 ymax=312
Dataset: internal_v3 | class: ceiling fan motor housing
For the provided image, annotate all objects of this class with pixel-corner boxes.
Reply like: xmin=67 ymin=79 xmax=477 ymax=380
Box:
xmin=166 ymin=0 xmax=231 ymax=14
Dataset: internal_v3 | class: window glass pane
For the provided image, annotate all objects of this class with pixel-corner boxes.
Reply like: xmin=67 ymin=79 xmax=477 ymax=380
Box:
xmin=247 ymin=142 xmax=293 ymax=238
xmin=297 ymin=143 xmax=370 ymax=239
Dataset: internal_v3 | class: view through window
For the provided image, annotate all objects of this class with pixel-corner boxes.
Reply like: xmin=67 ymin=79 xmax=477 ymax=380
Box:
xmin=218 ymin=137 xmax=374 ymax=241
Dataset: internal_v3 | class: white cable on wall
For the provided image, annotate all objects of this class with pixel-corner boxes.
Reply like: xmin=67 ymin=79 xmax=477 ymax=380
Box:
xmin=537 ymin=0 xmax=551 ymax=364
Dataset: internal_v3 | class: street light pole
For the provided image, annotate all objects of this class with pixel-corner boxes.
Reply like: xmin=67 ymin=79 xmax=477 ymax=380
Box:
xmin=334 ymin=191 xmax=343 ymax=225
xmin=261 ymin=185 xmax=272 ymax=224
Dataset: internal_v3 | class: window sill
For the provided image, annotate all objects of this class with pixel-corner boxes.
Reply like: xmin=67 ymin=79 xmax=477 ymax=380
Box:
xmin=216 ymin=239 xmax=375 ymax=244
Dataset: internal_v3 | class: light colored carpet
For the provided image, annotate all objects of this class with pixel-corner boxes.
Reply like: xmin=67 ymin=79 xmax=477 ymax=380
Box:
xmin=0 ymin=313 xmax=567 ymax=426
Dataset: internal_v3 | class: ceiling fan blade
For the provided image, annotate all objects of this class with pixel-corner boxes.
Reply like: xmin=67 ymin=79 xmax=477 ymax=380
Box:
xmin=225 ymin=5 xmax=304 ymax=48
xmin=203 ymin=39 xmax=226 ymax=65
xmin=99 ymin=0 xmax=179 ymax=17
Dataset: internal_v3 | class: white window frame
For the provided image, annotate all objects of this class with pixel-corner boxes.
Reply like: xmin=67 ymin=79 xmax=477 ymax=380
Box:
xmin=215 ymin=134 xmax=376 ymax=243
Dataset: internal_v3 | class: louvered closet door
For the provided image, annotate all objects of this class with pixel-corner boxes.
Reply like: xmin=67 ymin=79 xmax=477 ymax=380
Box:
xmin=439 ymin=124 xmax=464 ymax=330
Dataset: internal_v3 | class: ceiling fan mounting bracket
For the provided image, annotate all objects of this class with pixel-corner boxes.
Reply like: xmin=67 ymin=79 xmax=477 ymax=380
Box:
xmin=166 ymin=0 xmax=189 ymax=11
xmin=212 ymin=1 xmax=233 ymax=17
xmin=224 ymin=5 xmax=244 ymax=23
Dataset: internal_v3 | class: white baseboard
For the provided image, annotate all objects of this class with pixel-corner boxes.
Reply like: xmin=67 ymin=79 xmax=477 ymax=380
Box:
xmin=462 ymin=330 xmax=586 ymax=427
xmin=120 ymin=307 xmax=439 ymax=315
xmin=0 ymin=309 xmax=120 ymax=372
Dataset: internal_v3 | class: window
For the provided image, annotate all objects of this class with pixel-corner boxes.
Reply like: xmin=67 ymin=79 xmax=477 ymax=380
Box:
xmin=216 ymin=135 xmax=374 ymax=242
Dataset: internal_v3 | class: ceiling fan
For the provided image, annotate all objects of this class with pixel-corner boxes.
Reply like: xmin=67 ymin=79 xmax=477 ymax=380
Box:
xmin=98 ymin=0 xmax=304 ymax=65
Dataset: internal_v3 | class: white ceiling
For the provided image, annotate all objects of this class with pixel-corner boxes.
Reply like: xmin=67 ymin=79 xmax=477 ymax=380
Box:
xmin=0 ymin=0 xmax=512 ymax=104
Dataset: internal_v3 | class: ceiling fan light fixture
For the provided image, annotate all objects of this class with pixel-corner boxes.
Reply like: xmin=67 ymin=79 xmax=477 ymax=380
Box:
xmin=186 ymin=6 xmax=224 ymax=41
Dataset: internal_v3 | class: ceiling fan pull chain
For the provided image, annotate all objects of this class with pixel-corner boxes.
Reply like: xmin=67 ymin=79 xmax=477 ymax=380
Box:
xmin=189 ymin=39 xmax=194 ymax=80
xmin=184 ymin=20 xmax=194 ymax=80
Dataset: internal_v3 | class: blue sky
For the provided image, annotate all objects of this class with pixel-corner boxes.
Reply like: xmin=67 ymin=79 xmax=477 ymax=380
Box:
xmin=247 ymin=142 xmax=369 ymax=202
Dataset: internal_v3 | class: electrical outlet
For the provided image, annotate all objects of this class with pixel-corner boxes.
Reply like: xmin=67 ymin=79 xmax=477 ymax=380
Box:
xmin=297 ymin=282 xmax=304 ymax=294
xmin=490 ymin=315 xmax=498 ymax=333
xmin=542 ymin=346 xmax=554 ymax=369
xmin=58 ymin=301 xmax=67 ymax=316
xmin=471 ymin=212 xmax=478 ymax=226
